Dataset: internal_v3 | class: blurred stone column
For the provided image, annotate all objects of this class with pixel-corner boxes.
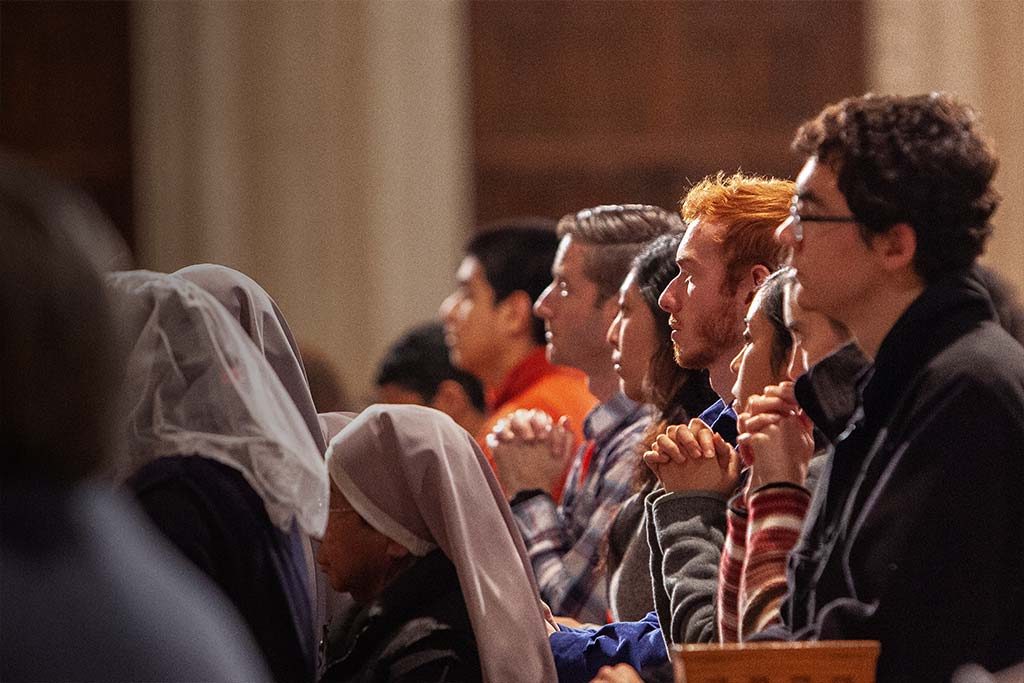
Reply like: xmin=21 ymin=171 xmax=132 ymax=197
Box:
xmin=132 ymin=0 xmax=473 ymax=405
xmin=866 ymin=0 xmax=1024 ymax=293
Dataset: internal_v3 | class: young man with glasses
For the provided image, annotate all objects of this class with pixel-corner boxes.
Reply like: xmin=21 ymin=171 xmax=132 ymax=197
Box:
xmin=762 ymin=93 xmax=1024 ymax=682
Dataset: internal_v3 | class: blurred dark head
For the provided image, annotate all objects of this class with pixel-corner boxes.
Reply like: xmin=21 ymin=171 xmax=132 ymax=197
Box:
xmin=376 ymin=322 xmax=486 ymax=413
xmin=465 ymin=218 xmax=559 ymax=345
xmin=0 ymin=152 xmax=130 ymax=484
xmin=299 ymin=343 xmax=352 ymax=413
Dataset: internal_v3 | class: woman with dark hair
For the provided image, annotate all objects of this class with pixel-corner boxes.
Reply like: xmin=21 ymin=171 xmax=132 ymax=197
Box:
xmin=604 ymin=233 xmax=718 ymax=620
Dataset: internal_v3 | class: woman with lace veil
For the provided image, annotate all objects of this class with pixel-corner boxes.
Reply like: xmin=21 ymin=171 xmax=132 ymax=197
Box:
xmin=173 ymin=263 xmax=338 ymax=674
xmin=107 ymin=271 xmax=329 ymax=683
xmin=317 ymin=404 xmax=556 ymax=683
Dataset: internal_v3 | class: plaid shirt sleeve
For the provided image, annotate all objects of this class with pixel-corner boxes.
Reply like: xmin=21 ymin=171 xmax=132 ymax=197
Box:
xmin=512 ymin=418 xmax=648 ymax=623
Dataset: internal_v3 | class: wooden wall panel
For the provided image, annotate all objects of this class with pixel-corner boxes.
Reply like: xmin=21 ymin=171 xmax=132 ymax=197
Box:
xmin=0 ymin=1 xmax=134 ymax=247
xmin=470 ymin=0 xmax=866 ymax=222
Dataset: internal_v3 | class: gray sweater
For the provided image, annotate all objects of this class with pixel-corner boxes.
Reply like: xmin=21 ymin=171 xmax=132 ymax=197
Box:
xmin=606 ymin=482 xmax=657 ymax=621
xmin=646 ymin=488 xmax=729 ymax=645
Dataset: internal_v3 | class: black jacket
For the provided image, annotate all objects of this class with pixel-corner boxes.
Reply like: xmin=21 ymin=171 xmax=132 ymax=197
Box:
xmin=130 ymin=456 xmax=316 ymax=683
xmin=322 ymin=550 xmax=481 ymax=683
xmin=758 ymin=271 xmax=1024 ymax=681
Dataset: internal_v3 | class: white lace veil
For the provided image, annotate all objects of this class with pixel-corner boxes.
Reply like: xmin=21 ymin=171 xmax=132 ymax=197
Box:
xmin=172 ymin=264 xmax=327 ymax=455
xmin=107 ymin=271 xmax=328 ymax=537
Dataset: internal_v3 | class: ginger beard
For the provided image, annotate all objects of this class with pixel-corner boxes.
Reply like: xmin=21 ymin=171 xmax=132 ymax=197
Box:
xmin=671 ymin=285 xmax=744 ymax=371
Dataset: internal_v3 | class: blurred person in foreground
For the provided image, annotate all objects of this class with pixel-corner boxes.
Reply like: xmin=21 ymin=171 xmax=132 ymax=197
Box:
xmin=0 ymin=154 xmax=270 ymax=682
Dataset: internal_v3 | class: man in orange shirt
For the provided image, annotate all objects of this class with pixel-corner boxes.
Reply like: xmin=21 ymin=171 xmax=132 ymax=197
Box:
xmin=440 ymin=220 xmax=596 ymax=501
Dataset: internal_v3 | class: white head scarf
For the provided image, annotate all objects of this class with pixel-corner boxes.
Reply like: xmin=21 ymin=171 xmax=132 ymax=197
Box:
xmin=107 ymin=271 xmax=328 ymax=537
xmin=173 ymin=264 xmax=327 ymax=455
xmin=325 ymin=404 xmax=556 ymax=683
xmin=318 ymin=412 xmax=357 ymax=445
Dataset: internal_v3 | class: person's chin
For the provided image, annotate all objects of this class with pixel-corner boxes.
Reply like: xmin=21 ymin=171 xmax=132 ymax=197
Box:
xmin=623 ymin=382 xmax=643 ymax=403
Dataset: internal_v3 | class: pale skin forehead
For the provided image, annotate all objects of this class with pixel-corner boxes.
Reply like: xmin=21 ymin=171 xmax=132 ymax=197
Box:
xmin=677 ymin=218 xmax=724 ymax=271
xmin=552 ymin=234 xmax=573 ymax=274
xmin=794 ymin=157 xmax=841 ymax=211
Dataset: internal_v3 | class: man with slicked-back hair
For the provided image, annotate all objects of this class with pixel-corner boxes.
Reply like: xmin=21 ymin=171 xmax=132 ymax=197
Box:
xmin=490 ymin=205 xmax=681 ymax=624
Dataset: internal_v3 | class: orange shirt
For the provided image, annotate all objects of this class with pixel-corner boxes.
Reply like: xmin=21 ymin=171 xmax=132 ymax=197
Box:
xmin=477 ymin=347 xmax=597 ymax=502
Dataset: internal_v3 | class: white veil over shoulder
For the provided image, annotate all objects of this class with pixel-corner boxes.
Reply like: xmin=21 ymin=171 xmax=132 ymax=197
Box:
xmin=107 ymin=271 xmax=328 ymax=538
xmin=325 ymin=404 xmax=556 ymax=683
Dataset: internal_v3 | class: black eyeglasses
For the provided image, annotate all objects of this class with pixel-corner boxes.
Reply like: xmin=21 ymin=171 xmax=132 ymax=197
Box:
xmin=784 ymin=197 xmax=858 ymax=243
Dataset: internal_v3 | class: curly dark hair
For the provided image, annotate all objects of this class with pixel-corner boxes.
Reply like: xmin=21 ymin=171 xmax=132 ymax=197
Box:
xmin=793 ymin=92 xmax=999 ymax=283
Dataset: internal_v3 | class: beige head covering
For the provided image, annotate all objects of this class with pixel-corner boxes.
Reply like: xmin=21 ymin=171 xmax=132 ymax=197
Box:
xmin=325 ymin=404 xmax=556 ymax=682
xmin=173 ymin=264 xmax=327 ymax=455
xmin=317 ymin=412 xmax=357 ymax=446
xmin=107 ymin=271 xmax=328 ymax=538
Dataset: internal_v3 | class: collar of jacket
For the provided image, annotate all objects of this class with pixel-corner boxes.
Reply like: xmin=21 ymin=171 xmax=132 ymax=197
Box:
xmin=330 ymin=549 xmax=465 ymax=669
xmin=795 ymin=342 xmax=872 ymax=445
xmin=858 ymin=268 xmax=995 ymax=430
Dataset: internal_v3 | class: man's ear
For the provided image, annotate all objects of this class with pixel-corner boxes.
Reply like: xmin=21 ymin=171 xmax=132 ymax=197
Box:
xmin=873 ymin=222 xmax=917 ymax=273
xmin=431 ymin=378 xmax=469 ymax=415
xmin=599 ymin=291 xmax=619 ymax=325
xmin=742 ymin=264 xmax=773 ymax=304
xmin=495 ymin=290 xmax=535 ymax=338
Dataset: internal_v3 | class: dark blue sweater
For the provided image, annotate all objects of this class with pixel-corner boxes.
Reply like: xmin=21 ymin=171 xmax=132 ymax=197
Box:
xmin=129 ymin=455 xmax=315 ymax=683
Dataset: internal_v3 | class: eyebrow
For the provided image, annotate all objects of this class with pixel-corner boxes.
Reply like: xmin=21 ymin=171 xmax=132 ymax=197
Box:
xmin=676 ymin=255 xmax=701 ymax=270
xmin=796 ymin=188 xmax=823 ymax=208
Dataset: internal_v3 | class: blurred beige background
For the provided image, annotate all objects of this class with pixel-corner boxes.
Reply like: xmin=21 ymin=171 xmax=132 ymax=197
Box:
xmin=4 ymin=1 xmax=1021 ymax=404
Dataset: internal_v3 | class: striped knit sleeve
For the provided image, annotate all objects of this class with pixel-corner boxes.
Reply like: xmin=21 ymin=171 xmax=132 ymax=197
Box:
xmin=737 ymin=483 xmax=811 ymax=641
xmin=716 ymin=494 xmax=748 ymax=643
